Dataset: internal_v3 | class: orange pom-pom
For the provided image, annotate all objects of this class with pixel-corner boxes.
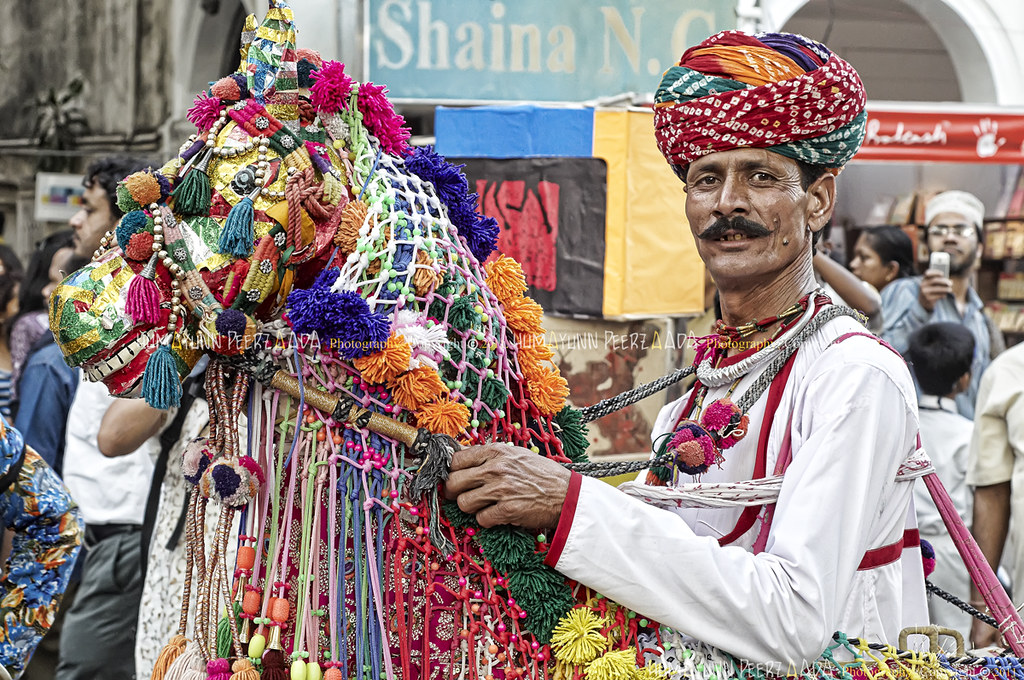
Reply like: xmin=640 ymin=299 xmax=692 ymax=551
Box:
xmin=269 ymin=597 xmax=290 ymax=623
xmin=515 ymin=333 xmax=555 ymax=379
xmin=229 ymin=658 xmax=261 ymax=680
xmin=124 ymin=171 xmax=162 ymax=207
xmin=390 ymin=366 xmax=447 ymax=411
xmin=242 ymin=590 xmax=261 ymax=616
xmin=413 ymin=249 xmax=439 ymax=296
xmin=525 ymin=365 xmax=569 ymax=416
xmin=502 ymin=296 xmax=544 ymax=335
xmin=324 ymin=669 xmax=343 ymax=680
xmin=485 ymin=255 xmax=527 ymax=303
xmin=353 ymin=334 xmax=412 ymax=384
xmin=236 ymin=546 xmax=256 ymax=570
xmin=334 ymin=200 xmax=370 ymax=254
xmin=416 ymin=398 xmax=470 ymax=438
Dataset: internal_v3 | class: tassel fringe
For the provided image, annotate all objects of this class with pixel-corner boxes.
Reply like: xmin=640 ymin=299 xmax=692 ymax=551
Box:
xmin=142 ymin=343 xmax=183 ymax=409
xmin=218 ymin=196 xmax=255 ymax=257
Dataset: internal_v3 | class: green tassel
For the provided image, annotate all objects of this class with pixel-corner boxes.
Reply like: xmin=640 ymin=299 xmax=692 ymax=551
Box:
xmin=554 ymin=406 xmax=590 ymax=463
xmin=141 ymin=343 xmax=182 ymax=409
xmin=441 ymin=500 xmax=478 ymax=530
xmin=477 ymin=525 xmax=536 ymax=572
xmin=172 ymin=151 xmax=212 ymax=217
xmin=446 ymin=295 xmax=477 ymax=332
xmin=216 ymin=613 xmax=232 ymax=660
xmin=506 ymin=564 xmax=575 ymax=645
xmin=218 ymin=195 xmax=255 ymax=256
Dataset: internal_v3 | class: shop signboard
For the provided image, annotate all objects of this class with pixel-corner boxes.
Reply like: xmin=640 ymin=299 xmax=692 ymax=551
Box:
xmin=367 ymin=0 xmax=733 ymax=102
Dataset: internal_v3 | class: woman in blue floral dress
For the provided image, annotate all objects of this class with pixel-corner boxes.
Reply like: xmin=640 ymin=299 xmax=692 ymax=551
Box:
xmin=0 ymin=416 xmax=82 ymax=678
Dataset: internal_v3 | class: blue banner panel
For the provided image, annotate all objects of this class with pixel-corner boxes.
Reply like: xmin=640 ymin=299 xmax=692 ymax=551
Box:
xmin=368 ymin=0 xmax=733 ymax=102
xmin=434 ymin=106 xmax=594 ymax=157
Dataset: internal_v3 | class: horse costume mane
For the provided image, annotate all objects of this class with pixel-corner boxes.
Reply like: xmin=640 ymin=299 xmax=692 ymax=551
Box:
xmin=48 ymin=5 xmax=1024 ymax=679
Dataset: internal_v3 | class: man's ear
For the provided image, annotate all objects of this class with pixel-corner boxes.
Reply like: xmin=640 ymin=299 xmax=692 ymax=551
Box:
xmin=807 ymin=173 xmax=837 ymax=235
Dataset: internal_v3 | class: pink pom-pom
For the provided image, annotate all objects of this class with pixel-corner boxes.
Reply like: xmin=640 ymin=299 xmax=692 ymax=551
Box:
xmin=357 ymin=81 xmax=411 ymax=156
xmin=668 ymin=422 xmax=717 ymax=474
xmin=206 ymin=658 xmax=231 ymax=680
xmin=701 ymin=399 xmax=737 ymax=431
xmin=187 ymin=91 xmax=223 ymax=132
xmin=238 ymin=456 xmax=265 ymax=486
xmin=309 ymin=60 xmax=354 ymax=114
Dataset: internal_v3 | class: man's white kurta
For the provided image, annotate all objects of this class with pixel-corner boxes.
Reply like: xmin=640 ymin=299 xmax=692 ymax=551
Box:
xmin=544 ymin=314 xmax=929 ymax=668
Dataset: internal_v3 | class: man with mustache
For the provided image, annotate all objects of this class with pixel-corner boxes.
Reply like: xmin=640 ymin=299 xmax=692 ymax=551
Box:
xmin=882 ymin=190 xmax=1004 ymax=418
xmin=446 ymin=31 xmax=931 ymax=672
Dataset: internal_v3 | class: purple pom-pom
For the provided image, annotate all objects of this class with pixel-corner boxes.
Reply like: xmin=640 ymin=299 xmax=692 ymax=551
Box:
xmin=920 ymin=538 xmax=936 ymax=578
xmin=182 ymin=437 xmax=211 ymax=485
xmin=467 ymin=214 xmax=499 ymax=262
xmin=215 ymin=308 xmax=248 ymax=336
xmin=154 ymin=171 xmax=172 ymax=200
xmin=286 ymin=268 xmax=390 ymax=358
xmin=211 ymin=463 xmax=242 ymax=499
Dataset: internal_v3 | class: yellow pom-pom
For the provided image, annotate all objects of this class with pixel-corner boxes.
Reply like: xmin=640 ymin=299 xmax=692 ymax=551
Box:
xmin=630 ymin=662 xmax=669 ymax=680
xmin=502 ymin=296 xmax=544 ymax=335
xmin=550 ymin=608 xmax=608 ymax=667
xmin=416 ymin=397 xmax=470 ymax=438
xmin=585 ymin=648 xmax=636 ymax=680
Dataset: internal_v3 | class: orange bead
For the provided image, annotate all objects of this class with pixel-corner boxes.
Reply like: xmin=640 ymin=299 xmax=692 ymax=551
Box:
xmin=242 ymin=590 xmax=261 ymax=616
xmin=236 ymin=546 xmax=257 ymax=570
xmin=316 ymin=430 xmax=326 ymax=442
xmin=270 ymin=597 xmax=290 ymax=623
xmin=459 ymin=629 xmax=470 ymax=639
xmin=332 ymin=434 xmax=342 ymax=445
xmin=487 ymin=644 xmax=499 ymax=655
xmin=305 ymin=414 xmax=316 ymax=424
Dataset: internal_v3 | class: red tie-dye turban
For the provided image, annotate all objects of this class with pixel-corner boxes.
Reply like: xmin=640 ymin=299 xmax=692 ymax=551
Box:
xmin=653 ymin=31 xmax=867 ymax=175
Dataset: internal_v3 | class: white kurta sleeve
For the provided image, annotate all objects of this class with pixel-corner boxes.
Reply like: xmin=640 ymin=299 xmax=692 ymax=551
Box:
xmin=545 ymin=352 xmax=917 ymax=667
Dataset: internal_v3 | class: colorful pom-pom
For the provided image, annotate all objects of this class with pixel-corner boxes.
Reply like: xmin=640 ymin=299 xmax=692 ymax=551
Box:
xmin=200 ymin=460 xmax=259 ymax=508
xmin=237 ymin=455 xmax=265 ymax=485
xmin=356 ymin=81 xmax=410 ymax=156
xmin=187 ymin=90 xmax=224 ymax=131
xmin=123 ymin=171 xmax=162 ymax=207
xmin=390 ymin=366 xmax=447 ymax=411
xmin=486 ymin=256 xmax=528 ymax=304
xmin=668 ymin=422 xmax=717 ymax=475
xmin=920 ymin=538 xmax=936 ymax=578
xmin=416 ymin=398 xmax=470 ymax=438
xmin=125 ymin=231 xmax=155 ymax=261
xmin=210 ymin=76 xmax=243 ymax=102
xmin=352 ymin=334 xmax=412 ymax=384
xmin=309 ymin=60 xmax=353 ymax=114
xmin=182 ymin=437 xmax=212 ymax=484
xmin=524 ymin=365 xmax=569 ymax=417
xmin=116 ymin=210 xmax=148 ymax=247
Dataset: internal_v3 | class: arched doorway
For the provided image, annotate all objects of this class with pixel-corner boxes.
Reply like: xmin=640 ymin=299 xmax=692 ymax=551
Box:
xmin=761 ymin=0 xmax=1024 ymax=104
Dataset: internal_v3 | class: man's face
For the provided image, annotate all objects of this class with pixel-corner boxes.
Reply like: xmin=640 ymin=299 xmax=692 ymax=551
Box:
xmin=69 ymin=182 xmax=115 ymax=258
xmin=683 ymin=148 xmax=832 ymax=288
xmin=926 ymin=211 xmax=981 ymax=276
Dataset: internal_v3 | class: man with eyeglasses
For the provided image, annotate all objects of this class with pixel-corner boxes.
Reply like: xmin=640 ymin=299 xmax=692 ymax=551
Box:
xmin=882 ymin=190 xmax=1005 ymax=419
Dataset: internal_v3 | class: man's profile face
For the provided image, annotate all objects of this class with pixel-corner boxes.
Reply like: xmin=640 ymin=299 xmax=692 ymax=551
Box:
xmin=926 ymin=210 xmax=981 ymax=276
xmin=683 ymin=148 xmax=827 ymax=288
xmin=69 ymin=182 xmax=115 ymax=258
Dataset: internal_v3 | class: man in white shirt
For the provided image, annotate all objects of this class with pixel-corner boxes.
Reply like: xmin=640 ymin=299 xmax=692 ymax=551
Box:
xmin=56 ymin=380 xmax=168 ymax=680
xmin=445 ymin=30 xmax=928 ymax=671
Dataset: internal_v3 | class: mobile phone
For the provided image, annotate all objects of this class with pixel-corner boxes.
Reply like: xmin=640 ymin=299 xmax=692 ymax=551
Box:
xmin=929 ymin=251 xmax=951 ymax=279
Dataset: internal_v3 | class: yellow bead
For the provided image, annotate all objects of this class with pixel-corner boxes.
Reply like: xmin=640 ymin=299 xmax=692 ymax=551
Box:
xmin=291 ymin=658 xmax=308 ymax=680
xmin=247 ymin=633 xmax=266 ymax=658
xmin=306 ymin=661 xmax=323 ymax=680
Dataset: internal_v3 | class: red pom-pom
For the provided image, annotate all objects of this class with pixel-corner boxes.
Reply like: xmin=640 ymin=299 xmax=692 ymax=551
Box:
xmin=125 ymin=231 xmax=155 ymax=261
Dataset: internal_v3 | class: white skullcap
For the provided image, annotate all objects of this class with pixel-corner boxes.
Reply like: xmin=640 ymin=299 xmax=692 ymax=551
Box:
xmin=925 ymin=190 xmax=985 ymax=229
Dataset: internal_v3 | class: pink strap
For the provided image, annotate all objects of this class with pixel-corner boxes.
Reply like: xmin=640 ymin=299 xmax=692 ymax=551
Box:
xmin=924 ymin=473 xmax=1024 ymax=654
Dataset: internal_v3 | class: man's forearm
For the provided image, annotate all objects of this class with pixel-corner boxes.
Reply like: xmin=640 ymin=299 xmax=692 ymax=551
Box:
xmin=970 ymin=482 xmax=1011 ymax=600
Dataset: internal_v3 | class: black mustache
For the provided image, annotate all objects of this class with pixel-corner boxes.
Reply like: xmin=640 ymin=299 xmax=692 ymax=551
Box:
xmin=698 ymin=217 xmax=772 ymax=240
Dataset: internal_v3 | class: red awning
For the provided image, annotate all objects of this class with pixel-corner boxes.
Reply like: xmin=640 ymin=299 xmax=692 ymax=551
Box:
xmin=859 ymin=104 xmax=1024 ymax=163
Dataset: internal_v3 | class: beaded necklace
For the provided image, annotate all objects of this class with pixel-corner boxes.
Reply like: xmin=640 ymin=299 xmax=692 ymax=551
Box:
xmin=661 ymin=292 xmax=822 ymax=479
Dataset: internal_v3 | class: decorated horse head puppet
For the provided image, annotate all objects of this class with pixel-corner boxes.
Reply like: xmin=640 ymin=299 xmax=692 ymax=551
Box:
xmin=47 ymin=2 xmax=620 ymax=679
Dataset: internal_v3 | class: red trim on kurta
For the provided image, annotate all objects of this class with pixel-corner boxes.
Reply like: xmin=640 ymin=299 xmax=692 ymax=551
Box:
xmin=544 ymin=471 xmax=582 ymax=568
xmin=717 ymin=351 xmax=798 ymax=546
xmin=857 ymin=529 xmax=920 ymax=570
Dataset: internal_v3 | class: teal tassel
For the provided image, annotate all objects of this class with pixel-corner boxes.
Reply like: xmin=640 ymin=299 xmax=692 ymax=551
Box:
xmin=218 ymin=195 xmax=255 ymax=256
xmin=141 ymin=343 xmax=182 ymax=409
xmin=172 ymin=150 xmax=212 ymax=217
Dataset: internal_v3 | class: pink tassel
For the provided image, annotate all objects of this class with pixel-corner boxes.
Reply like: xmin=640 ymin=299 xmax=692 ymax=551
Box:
xmin=126 ymin=253 xmax=161 ymax=324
